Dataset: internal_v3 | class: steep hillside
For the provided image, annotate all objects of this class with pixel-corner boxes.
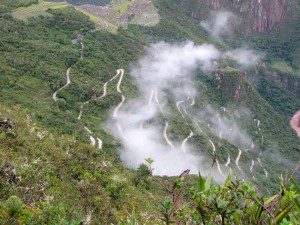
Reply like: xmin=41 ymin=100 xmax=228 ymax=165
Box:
xmin=0 ymin=0 xmax=299 ymax=224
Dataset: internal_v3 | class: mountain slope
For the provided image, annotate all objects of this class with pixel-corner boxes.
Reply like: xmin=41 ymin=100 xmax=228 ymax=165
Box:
xmin=0 ymin=0 xmax=299 ymax=223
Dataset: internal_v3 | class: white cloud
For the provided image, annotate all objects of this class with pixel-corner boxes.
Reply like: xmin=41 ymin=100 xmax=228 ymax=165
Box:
xmin=201 ymin=11 xmax=236 ymax=39
xmin=104 ymin=39 xmax=263 ymax=179
xmin=225 ymin=48 xmax=264 ymax=67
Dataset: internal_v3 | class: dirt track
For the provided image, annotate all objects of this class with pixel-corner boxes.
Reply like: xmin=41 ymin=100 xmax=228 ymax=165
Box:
xmin=52 ymin=67 xmax=71 ymax=101
xmin=163 ymin=121 xmax=175 ymax=150
xmin=291 ymin=110 xmax=300 ymax=137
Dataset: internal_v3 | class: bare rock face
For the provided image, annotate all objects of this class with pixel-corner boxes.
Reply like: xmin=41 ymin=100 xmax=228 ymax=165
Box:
xmin=241 ymin=0 xmax=296 ymax=33
xmin=193 ymin=0 xmax=297 ymax=33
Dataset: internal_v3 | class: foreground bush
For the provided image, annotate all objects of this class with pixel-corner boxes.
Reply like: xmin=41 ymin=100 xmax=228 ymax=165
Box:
xmin=157 ymin=169 xmax=300 ymax=225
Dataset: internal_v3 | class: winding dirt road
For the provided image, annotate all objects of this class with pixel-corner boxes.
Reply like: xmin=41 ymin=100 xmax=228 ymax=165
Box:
xmin=163 ymin=121 xmax=175 ymax=150
xmin=96 ymin=137 xmax=103 ymax=150
xmin=149 ymin=89 xmax=155 ymax=108
xmin=84 ymin=126 xmax=96 ymax=147
xmin=258 ymin=157 xmax=268 ymax=178
xmin=216 ymin=160 xmax=225 ymax=179
xmin=250 ymin=160 xmax=255 ymax=173
xmin=112 ymin=70 xmax=126 ymax=120
xmin=220 ymin=107 xmax=226 ymax=112
xmin=113 ymin=95 xmax=126 ymax=119
xmin=176 ymin=100 xmax=185 ymax=118
xmin=208 ymin=139 xmax=216 ymax=154
xmin=194 ymin=120 xmax=204 ymax=133
xmin=116 ymin=69 xmax=124 ymax=93
xmin=107 ymin=69 xmax=128 ymax=142
xmin=235 ymin=149 xmax=242 ymax=171
xmin=181 ymin=130 xmax=194 ymax=153
xmin=84 ymin=124 xmax=103 ymax=149
xmin=154 ymin=88 xmax=165 ymax=117
xmin=291 ymin=110 xmax=300 ymax=137
xmin=78 ymin=100 xmax=89 ymax=120
xmin=81 ymin=69 xmax=125 ymax=149
xmin=89 ymin=135 xmax=96 ymax=146
xmin=52 ymin=67 xmax=71 ymax=101
xmin=194 ymin=118 xmax=226 ymax=176
xmin=190 ymin=96 xmax=195 ymax=106
xmin=109 ymin=70 xmax=121 ymax=82
xmin=263 ymin=168 xmax=268 ymax=177
xmin=208 ymin=138 xmax=225 ymax=178
xmin=225 ymin=153 xmax=231 ymax=167
xmin=95 ymin=81 xmax=108 ymax=101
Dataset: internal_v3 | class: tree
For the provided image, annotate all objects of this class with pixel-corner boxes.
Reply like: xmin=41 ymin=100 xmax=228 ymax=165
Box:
xmin=145 ymin=158 xmax=154 ymax=175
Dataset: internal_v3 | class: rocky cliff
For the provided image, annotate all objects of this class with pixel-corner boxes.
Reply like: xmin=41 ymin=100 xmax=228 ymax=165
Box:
xmin=182 ymin=0 xmax=297 ymax=33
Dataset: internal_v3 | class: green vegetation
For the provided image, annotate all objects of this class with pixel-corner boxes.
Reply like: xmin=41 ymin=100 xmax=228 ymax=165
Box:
xmin=112 ymin=0 xmax=133 ymax=16
xmin=156 ymin=171 xmax=300 ymax=225
xmin=271 ymin=61 xmax=294 ymax=75
xmin=0 ymin=0 xmax=39 ymax=14
xmin=0 ymin=0 xmax=299 ymax=223
xmin=76 ymin=8 xmax=118 ymax=32
xmin=127 ymin=0 xmax=215 ymax=44
xmin=0 ymin=105 xmax=162 ymax=223
xmin=11 ymin=1 xmax=69 ymax=21
xmin=258 ymin=77 xmax=300 ymax=118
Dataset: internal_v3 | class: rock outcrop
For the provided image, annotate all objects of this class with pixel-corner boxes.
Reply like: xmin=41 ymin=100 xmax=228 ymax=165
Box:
xmin=185 ymin=0 xmax=297 ymax=33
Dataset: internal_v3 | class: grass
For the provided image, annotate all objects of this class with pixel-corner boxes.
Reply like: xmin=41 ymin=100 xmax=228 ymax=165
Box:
xmin=76 ymin=8 xmax=118 ymax=33
xmin=271 ymin=61 xmax=294 ymax=75
xmin=216 ymin=66 xmax=240 ymax=74
xmin=11 ymin=1 xmax=69 ymax=20
xmin=112 ymin=0 xmax=134 ymax=16
xmin=12 ymin=0 xmax=117 ymax=32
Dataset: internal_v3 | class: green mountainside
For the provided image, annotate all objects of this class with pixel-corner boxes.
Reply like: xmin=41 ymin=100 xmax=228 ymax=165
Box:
xmin=0 ymin=0 xmax=299 ymax=224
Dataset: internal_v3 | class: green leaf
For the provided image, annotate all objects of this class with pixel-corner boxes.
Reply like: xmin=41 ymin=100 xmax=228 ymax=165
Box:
xmin=290 ymin=177 xmax=300 ymax=193
xmin=273 ymin=204 xmax=294 ymax=225
xmin=265 ymin=195 xmax=278 ymax=206
xmin=119 ymin=220 xmax=126 ymax=225
xmin=205 ymin=176 xmax=211 ymax=191
xmin=225 ymin=168 xmax=232 ymax=187
xmin=232 ymin=212 xmax=240 ymax=224
xmin=145 ymin=158 xmax=154 ymax=165
xmin=198 ymin=173 xmax=205 ymax=192
xmin=130 ymin=210 xmax=136 ymax=225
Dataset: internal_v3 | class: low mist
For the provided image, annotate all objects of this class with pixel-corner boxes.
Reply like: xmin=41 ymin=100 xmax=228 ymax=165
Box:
xmin=104 ymin=33 xmax=263 ymax=179
xmin=201 ymin=11 xmax=236 ymax=39
xmin=197 ymin=105 xmax=255 ymax=151
xmin=105 ymin=41 xmax=223 ymax=178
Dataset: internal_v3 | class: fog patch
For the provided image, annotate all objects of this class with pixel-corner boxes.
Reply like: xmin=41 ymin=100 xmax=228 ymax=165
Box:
xmin=260 ymin=142 xmax=295 ymax=170
xmin=225 ymin=48 xmax=264 ymax=68
xmin=104 ymin=40 xmax=263 ymax=180
xmin=105 ymin=41 xmax=223 ymax=178
xmin=131 ymin=41 xmax=220 ymax=100
xmin=197 ymin=105 xmax=255 ymax=151
xmin=201 ymin=11 xmax=236 ymax=39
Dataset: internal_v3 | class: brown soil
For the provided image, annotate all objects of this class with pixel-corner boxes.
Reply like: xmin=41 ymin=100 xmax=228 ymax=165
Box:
xmin=291 ymin=110 xmax=300 ymax=137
